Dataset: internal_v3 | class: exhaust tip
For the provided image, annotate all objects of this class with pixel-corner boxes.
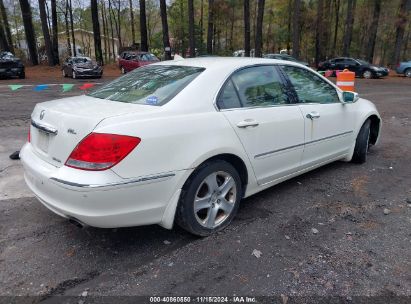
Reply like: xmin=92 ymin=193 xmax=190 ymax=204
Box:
xmin=68 ymin=217 xmax=86 ymax=229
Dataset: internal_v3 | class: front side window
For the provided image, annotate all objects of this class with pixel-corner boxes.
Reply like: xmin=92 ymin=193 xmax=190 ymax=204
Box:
xmin=230 ymin=66 xmax=289 ymax=107
xmin=88 ymin=65 xmax=204 ymax=106
xmin=282 ymin=66 xmax=340 ymax=104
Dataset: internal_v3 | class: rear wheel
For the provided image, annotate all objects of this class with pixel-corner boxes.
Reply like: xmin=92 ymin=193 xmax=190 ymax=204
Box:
xmin=405 ymin=68 xmax=411 ymax=78
xmin=121 ymin=66 xmax=126 ymax=74
xmin=362 ymin=70 xmax=372 ymax=79
xmin=176 ymin=160 xmax=242 ymax=236
xmin=72 ymin=70 xmax=76 ymax=79
xmin=62 ymin=69 xmax=67 ymax=77
xmin=352 ymin=120 xmax=371 ymax=164
xmin=19 ymin=71 xmax=25 ymax=79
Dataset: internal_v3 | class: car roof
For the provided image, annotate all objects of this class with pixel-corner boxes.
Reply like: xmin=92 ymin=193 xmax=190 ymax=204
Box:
xmin=153 ymin=57 xmax=303 ymax=71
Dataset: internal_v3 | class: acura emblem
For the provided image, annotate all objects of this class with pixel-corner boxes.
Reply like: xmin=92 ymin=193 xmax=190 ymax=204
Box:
xmin=40 ymin=110 xmax=45 ymax=120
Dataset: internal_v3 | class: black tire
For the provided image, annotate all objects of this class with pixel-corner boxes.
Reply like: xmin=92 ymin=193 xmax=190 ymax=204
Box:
xmin=352 ymin=119 xmax=371 ymax=164
xmin=176 ymin=160 xmax=242 ymax=236
xmin=362 ymin=69 xmax=373 ymax=79
xmin=405 ymin=68 xmax=411 ymax=78
xmin=19 ymin=71 xmax=25 ymax=79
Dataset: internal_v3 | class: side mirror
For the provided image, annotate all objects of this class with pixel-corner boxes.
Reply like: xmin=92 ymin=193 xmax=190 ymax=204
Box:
xmin=342 ymin=91 xmax=359 ymax=103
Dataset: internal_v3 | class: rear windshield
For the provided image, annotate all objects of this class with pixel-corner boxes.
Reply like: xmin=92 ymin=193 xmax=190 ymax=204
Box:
xmin=88 ymin=65 xmax=204 ymax=106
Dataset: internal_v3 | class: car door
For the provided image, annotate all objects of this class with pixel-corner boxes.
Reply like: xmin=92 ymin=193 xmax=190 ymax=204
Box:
xmin=344 ymin=58 xmax=360 ymax=75
xmin=217 ymin=65 xmax=305 ymax=185
xmin=280 ymin=65 xmax=356 ymax=168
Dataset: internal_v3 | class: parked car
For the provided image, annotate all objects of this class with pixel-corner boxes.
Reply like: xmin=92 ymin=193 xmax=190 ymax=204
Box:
xmin=0 ymin=51 xmax=25 ymax=79
xmin=21 ymin=58 xmax=381 ymax=236
xmin=263 ymin=53 xmax=309 ymax=66
xmin=62 ymin=57 xmax=103 ymax=79
xmin=118 ymin=51 xmax=159 ymax=74
xmin=318 ymin=57 xmax=389 ymax=79
xmin=396 ymin=60 xmax=411 ymax=77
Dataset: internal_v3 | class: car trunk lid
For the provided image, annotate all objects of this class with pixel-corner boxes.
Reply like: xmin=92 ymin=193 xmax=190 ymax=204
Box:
xmin=30 ymin=95 xmax=155 ymax=167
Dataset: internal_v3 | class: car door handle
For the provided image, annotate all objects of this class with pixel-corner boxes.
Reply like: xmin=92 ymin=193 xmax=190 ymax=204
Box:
xmin=236 ymin=119 xmax=259 ymax=128
xmin=306 ymin=112 xmax=320 ymax=120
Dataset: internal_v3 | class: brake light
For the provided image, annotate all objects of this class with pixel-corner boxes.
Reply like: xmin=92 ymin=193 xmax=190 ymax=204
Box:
xmin=28 ymin=127 xmax=31 ymax=142
xmin=65 ymin=133 xmax=141 ymax=171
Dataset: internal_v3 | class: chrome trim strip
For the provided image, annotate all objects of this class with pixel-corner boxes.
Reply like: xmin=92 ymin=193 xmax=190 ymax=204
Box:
xmin=50 ymin=173 xmax=175 ymax=189
xmin=255 ymin=142 xmax=304 ymax=158
xmin=31 ymin=120 xmax=58 ymax=135
xmin=305 ymin=131 xmax=353 ymax=145
xmin=254 ymin=131 xmax=353 ymax=159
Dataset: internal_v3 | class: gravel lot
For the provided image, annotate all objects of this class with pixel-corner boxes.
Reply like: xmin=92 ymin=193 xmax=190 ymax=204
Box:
xmin=0 ymin=71 xmax=410 ymax=303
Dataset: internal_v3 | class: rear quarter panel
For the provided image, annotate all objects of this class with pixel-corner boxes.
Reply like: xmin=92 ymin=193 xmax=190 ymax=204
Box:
xmin=95 ymin=111 xmax=258 ymax=195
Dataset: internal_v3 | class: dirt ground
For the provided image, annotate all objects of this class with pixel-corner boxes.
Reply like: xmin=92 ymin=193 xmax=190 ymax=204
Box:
xmin=0 ymin=70 xmax=410 ymax=303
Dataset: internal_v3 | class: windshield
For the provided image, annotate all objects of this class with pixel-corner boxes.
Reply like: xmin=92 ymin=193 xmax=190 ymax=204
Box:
xmin=356 ymin=59 xmax=369 ymax=65
xmin=88 ymin=65 xmax=205 ymax=106
xmin=73 ymin=57 xmax=92 ymax=64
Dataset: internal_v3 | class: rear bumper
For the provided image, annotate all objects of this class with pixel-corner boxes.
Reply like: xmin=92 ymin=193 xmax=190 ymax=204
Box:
xmin=20 ymin=143 xmax=189 ymax=229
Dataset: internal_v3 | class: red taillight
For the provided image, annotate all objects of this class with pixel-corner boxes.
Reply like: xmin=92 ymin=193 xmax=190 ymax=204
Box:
xmin=65 ymin=133 xmax=141 ymax=171
xmin=28 ymin=127 xmax=31 ymax=142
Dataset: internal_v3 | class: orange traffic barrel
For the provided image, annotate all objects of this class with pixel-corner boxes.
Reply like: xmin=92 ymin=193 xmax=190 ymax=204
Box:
xmin=336 ymin=69 xmax=355 ymax=91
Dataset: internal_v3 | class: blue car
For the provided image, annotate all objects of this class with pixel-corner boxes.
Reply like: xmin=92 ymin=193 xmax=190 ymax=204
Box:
xmin=396 ymin=60 xmax=411 ymax=78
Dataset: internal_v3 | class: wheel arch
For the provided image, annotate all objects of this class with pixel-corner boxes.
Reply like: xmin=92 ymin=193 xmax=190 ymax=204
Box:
xmin=368 ymin=114 xmax=381 ymax=145
xmin=184 ymin=153 xmax=250 ymax=197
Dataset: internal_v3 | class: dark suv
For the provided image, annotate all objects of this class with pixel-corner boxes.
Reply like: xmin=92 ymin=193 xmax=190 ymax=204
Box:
xmin=318 ymin=57 xmax=389 ymax=79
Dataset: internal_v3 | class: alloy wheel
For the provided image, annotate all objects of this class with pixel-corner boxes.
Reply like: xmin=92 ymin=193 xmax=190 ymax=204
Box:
xmin=193 ymin=171 xmax=237 ymax=229
xmin=405 ymin=69 xmax=411 ymax=78
xmin=72 ymin=71 xmax=76 ymax=79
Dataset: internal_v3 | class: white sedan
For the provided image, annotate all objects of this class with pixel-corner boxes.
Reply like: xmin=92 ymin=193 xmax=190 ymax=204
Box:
xmin=20 ymin=58 xmax=381 ymax=236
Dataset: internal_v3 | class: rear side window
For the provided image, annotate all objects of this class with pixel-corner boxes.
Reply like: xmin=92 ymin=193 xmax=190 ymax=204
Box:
xmin=88 ymin=65 xmax=204 ymax=106
xmin=217 ymin=65 xmax=289 ymax=109
xmin=231 ymin=66 xmax=289 ymax=107
xmin=217 ymin=80 xmax=242 ymax=109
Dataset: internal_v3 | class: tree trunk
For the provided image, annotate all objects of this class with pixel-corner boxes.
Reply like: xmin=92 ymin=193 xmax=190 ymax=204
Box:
xmin=139 ymin=0 xmax=148 ymax=51
xmin=200 ymin=0 xmax=203 ymax=49
xmin=393 ymin=0 xmax=411 ymax=65
xmin=0 ymin=21 xmax=10 ymax=51
xmin=19 ymin=0 xmax=38 ymax=65
xmin=366 ymin=0 xmax=381 ymax=63
xmin=129 ymin=0 xmax=136 ymax=45
xmin=0 ymin=0 xmax=13 ymax=52
xmin=342 ymin=0 xmax=356 ymax=57
xmin=332 ymin=0 xmax=340 ymax=55
xmin=69 ymin=0 xmax=76 ymax=56
xmin=207 ymin=0 xmax=214 ymax=54
xmin=292 ymin=0 xmax=301 ymax=59
xmin=91 ymin=0 xmax=103 ymax=64
xmin=188 ymin=0 xmax=195 ymax=57
xmin=39 ymin=0 xmax=54 ymax=65
xmin=100 ymin=0 xmax=108 ymax=62
xmin=255 ymin=0 xmax=264 ymax=57
xmin=244 ymin=0 xmax=250 ymax=57
xmin=315 ymin=0 xmax=324 ymax=66
xmin=159 ymin=0 xmax=171 ymax=60
xmin=50 ymin=0 xmax=59 ymax=64
xmin=108 ymin=0 xmax=116 ymax=58
xmin=64 ymin=0 xmax=71 ymax=56
xmin=116 ymin=0 xmax=122 ymax=47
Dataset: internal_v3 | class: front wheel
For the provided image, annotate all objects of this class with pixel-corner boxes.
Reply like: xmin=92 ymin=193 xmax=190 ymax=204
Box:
xmin=352 ymin=120 xmax=371 ymax=164
xmin=362 ymin=70 xmax=373 ymax=79
xmin=176 ymin=160 xmax=242 ymax=236
xmin=72 ymin=70 xmax=76 ymax=79
xmin=405 ymin=68 xmax=411 ymax=78
xmin=121 ymin=66 xmax=126 ymax=74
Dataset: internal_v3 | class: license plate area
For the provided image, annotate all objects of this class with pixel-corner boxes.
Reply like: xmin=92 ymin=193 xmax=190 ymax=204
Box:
xmin=37 ymin=131 xmax=50 ymax=153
